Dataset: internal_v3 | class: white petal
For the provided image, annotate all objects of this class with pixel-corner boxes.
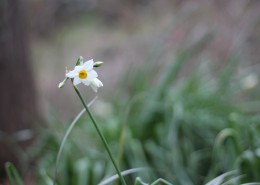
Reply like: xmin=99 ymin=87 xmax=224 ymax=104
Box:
xmin=66 ymin=70 xmax=77 ymax=78
xmin=93 ymin=80 xmax=98 ymax=86
xmin=93 ymin=78 xmax=103 ymax=87
xmin=82 ymin=79 xmax=90 ymax=86
xmin=87 ymin=70 xmax=98 ymax=79
xmin=73 ymin=77 xmax=81 ymax=86
xmin=89 ymin=78 xmax=103 ymax=92
xmin=83 ymin=59 xmax=94 ymax=70
xmin=75 ymin=65 xmax=83 ymax=71
xmin=97 ymin=79 xmax=103 ymax=86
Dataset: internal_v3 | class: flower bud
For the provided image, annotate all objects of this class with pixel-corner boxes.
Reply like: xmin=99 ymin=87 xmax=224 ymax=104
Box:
xmin=58 ymin=78 xmax=68 ymax=88
xmin=94 ymin=61 xmax=104 ymax=67
xmin=75 ymin=56 xmax=84 ymax=66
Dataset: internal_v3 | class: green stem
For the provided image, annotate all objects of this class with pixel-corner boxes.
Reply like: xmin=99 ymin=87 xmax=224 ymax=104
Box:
xmin=73 ymin=86 xmax=127 ymax=185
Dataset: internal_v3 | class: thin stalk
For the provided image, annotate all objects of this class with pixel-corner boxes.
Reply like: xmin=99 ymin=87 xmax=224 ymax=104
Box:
xmin=73 ymin=85 xmax=127 ymax=185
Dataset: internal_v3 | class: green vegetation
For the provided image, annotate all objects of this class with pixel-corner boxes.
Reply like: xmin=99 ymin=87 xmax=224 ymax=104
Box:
xmin=7 ymin=35 xmax=260 ymax=184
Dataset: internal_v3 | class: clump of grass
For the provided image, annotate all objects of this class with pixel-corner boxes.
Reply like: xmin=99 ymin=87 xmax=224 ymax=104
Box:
xmin=111 ymin=35 xmax=260 ymax=184
xmin=8 ymin=34 xmax=259 ymax=185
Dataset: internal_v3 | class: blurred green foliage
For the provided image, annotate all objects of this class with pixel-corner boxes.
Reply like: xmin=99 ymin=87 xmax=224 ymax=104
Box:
xmin=26 ymin=34 xmax=260 ymax=185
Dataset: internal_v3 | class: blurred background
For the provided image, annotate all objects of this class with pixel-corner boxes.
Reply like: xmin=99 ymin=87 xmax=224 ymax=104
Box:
xmin=0 ymin=0 xmax=260 ymax=184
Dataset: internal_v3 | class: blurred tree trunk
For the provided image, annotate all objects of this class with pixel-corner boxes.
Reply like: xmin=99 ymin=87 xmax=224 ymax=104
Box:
xmin=0 ymin=0 xmax=37 ymax=178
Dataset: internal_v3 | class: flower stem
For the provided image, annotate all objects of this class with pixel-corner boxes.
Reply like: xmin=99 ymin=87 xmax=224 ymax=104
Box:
xmin=73 ymin=86 xmax=127 ymax=185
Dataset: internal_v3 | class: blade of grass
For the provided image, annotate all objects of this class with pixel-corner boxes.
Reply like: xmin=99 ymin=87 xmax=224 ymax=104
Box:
xmin=151 ymin=178 xmax=173 ymax=185
xmin=205 ymin=171 xmax=236 ymax=185
xmin=5 ymin=162 xmax=24 ymax=185
xmin=54 ymin=96 xmax=97 ymax=185
xmin=98 ymin=168 xmax=147 ymax=185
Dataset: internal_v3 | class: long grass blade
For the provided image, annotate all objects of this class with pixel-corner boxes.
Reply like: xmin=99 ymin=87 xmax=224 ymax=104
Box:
xmin=98 ymin=168 xmax=147 ymax=185
xmin=54 ymin=96 xmax=98 ymax=185
xmin=205 ymin=171 xmax=236 ymax=185
xmin=5 ymin=162 xmax=24 ymax=185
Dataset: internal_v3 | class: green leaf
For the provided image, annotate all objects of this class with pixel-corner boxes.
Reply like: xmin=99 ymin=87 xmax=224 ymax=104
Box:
xmin=5 ymin=162 xmax=24 ymax=185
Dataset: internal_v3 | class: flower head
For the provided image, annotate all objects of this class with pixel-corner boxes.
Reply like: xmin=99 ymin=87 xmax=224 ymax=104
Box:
xmin=66 ymin=59 xmax=103 ymax=92
xmin=90 ymin=78 xmax=103 ymax=92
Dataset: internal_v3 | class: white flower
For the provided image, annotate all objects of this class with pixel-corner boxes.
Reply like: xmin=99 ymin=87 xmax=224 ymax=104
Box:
xmin=90 ymin=78 xmax=103 ymax=92
xmin=66 ymin=59 xmax=103 ymax=92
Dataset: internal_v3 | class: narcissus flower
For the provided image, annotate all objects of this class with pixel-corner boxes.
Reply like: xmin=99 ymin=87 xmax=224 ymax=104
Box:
xmin=66 ymin=59 xmax=103 ymax=92
xmin=90 ymin=78 xmax=103 ymax=92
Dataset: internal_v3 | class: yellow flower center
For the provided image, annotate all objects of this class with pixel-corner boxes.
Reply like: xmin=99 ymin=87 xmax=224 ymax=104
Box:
xmin=78 ymin=69 xmax=88 ymax=79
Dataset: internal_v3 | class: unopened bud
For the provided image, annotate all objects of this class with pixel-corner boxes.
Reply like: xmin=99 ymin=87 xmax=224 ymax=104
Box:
xmin=94 ymin=61 xmax=104 ymax=67
xmin=58 ymin=78 xmax=68 ymax=88
xmin=75 ymin=56 xmax=84 ymax=66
